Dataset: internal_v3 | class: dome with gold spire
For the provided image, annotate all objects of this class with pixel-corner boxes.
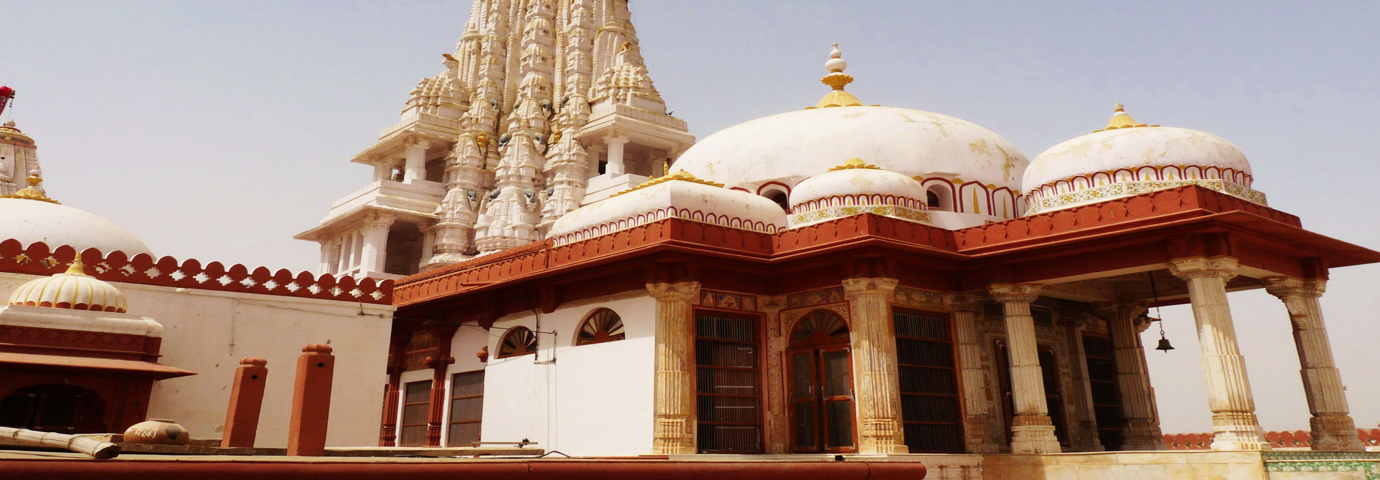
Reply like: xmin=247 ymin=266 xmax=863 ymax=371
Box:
xmin=8 ymin=260 xmax=129 ymax=313
xmin=1023 ymin=103 xmax=1263 ymax=215
xmin=671 ymin=44 xmax=1028 ymax=221
xmin=0 ymin=172 xmax=154 ymax=256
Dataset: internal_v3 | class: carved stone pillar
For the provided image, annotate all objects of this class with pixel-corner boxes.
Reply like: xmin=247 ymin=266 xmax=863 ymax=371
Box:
xmin=988 ymin=284 xmax=1061 ymax=454
xmin=358 ymin=214 xmax=395 ymax=276
xmin=950 ymin=293 xmax=1000 ymax=454
xmin=648 ymin=281 xmax=700 ymax=455
xmin=1096 ymin=303 xmax=1165 ymax=450
xmin=403 ymin=138 xmax=432 ymax=184
xmin=842 ymin=277 xmax=907 ymax=454
xmin=1168 ymin=256 xmax=1268 ymax=451
xmin=604 ymin=135 xmax=629 ymax=175
xmin=1263 ymin=277 xmax=1364 ymax=452
xmin=425 ymin=324 xmax=458 ymax=447
xmin=758 ymin=294 xmax=790 ymax=454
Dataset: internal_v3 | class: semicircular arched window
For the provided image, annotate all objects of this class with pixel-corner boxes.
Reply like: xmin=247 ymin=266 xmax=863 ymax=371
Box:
xmin=497 ymin=326 xmax=538 ymax=359
xmin=790 ymin=310 xmax=850 ymax=347
xmin=576 ymin=308 xmax=626 ymax=346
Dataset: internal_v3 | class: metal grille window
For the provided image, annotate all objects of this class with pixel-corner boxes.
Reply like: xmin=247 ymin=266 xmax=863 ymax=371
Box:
xmin=399 ymin=380 xmax=432 ymax=447
xmin=894 ymin=310 xmax=964 ymax=453
xmin=695 ymin=312 xmax=763 ymax=453
xmin=447 ymin=371 xmax=484 ymax=446
xmin=1083 ymin=335 xmax=1123 ymax=450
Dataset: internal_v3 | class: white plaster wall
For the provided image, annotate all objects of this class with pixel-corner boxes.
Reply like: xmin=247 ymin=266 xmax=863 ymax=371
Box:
xmin=455 ymin=290 xmax=656 ymax=456
xmin=0 ymin=272 xmax=394 ymax=448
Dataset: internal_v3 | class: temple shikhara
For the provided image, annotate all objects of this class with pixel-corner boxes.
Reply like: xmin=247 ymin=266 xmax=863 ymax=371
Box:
xmin=2 ymin=2 xmax=1378 ymax=479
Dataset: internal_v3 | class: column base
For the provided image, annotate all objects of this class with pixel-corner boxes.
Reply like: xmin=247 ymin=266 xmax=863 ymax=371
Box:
xmin=1310 ymin=414 xmax=1365 ymax=452
xmin=1011 ymin=416 xmax=1062 ymax=454
xmin=1210 ymin=413 xmax=1270 ymax=451
xmin=1121 ymin=420 xmax=1166 ymax=451
xmin=653 ymin=417 xmax=696 ymax=455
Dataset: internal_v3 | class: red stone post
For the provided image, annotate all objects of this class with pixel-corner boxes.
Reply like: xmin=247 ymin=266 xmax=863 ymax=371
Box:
xmin=287 ymin=344 xmax=335 ymax=456
xmin=425 ymin=325 xmax=458 ymax=447
xmin=378 ymin=328 xmax=411 ymax=446
xmin=221 ymin=357 xmax=269 ymax=448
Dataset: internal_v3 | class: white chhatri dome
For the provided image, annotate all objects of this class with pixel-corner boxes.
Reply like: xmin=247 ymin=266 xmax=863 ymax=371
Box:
xmin=9 ymin=261 xmax=129 ymax=313
xmin=0 ymin=174 xmax=154 ymax=257
xmin=549 ymin=172 xmax=786 ymax=245
xmin=670 ymin=45 xmax=1027 ymax=220
xmin=788 ymin=158 xmax=929 ymax=227
xmin=1023 ymin=104 xmax=1263 ymax=215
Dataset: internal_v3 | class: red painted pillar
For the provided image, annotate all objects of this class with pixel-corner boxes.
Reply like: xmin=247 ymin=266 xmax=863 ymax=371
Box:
xmin=287 ymin=344 xmax=335 ymax=456
xmin=425 ymin=325 xmax=458 ymax=447
xmin=222 ymin=357 xmax=269 ymax=448
xmin=379 ymin=330 xmax=409 ymax=447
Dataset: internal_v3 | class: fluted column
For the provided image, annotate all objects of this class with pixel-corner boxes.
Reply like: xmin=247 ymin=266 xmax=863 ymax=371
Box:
xmin=842 ymin=277 xmax=907 ymax=454
xmin=1096 ymin=303 xmax=1164 ymax=450
xmin=988 ymin=284 xmax=1061 ymax=454
xmin=647 ymin=281 xmax=700 ymax=455
xmin=950 ymin=293 xmax=999 ymax=454
xmin=378 ymin=333 xmax=408 ymax=446
xmin=358 ymin=215 xmax=395 ymax=276
xmin=1263 ymin=277 xmax=1364 ymax=452
xmin=1168 ymin=256 xmax=1268 ymax=451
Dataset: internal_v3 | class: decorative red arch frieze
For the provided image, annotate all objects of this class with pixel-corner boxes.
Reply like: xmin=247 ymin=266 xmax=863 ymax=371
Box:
xmin=0 ymin=240 xmax=392 ymax=305
xmin=1164 ymin=429 xmax=1380 ymax=450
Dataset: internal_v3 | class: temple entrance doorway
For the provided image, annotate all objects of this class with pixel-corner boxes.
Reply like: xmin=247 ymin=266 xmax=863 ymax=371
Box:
xmin=995 ymin=342 xmax=1068 ymax=448
xmin=787 ymin=310 xmax=856 ymax=453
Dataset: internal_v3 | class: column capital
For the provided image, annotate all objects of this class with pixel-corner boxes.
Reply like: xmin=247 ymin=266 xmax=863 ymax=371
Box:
xmin=1092 ymin=302 xmax=1147 ymax=323
xmin=1263 ymin=276 xmax=1325 ymax=299
xmin=841 ymin=277 xmax=898 ymax=296
xmin=948 ymin=292 xmax=985 ymax=313
xmin=646 ymin=281 xmax=700 ymax=302
xmin=1168 ymin=256 xmax=1239 ymax=281
xmin=988 ymin=284 xmax=1041 ymax=303
xmin=603 ymin=134 xmax=630 ymax=145
xmin=362 ymin=214 xmax=396 ymax=232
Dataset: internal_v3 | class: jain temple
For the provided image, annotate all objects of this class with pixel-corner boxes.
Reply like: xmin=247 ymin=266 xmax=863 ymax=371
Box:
xmin=2 ymin=1 xmax=1378 ymax=479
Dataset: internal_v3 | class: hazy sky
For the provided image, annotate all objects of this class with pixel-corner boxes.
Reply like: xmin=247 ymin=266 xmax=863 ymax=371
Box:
xmin=3 ymin=1 xmax=1377 ymax=435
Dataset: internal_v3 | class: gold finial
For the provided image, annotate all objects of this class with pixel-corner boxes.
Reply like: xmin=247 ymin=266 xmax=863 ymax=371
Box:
xmin=813 ymin=43 xmax=863 ymax=109
xmin=828 ymin=157 xmax=882 ymax=171
xmin=608 ymin=170 xmax=725 ymax=198
xmin=2 ymin=170 xmax=60 ymax=204
xmin=65 ymin=259 xmax=88 ymax=276
xmin=1096 ymin=102 xmax=1154 ymax=132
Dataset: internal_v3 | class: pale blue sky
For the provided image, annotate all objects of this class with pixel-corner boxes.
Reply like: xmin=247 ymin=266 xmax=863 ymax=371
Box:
xmin=3 ymin=1 xmax=1377 ymax=435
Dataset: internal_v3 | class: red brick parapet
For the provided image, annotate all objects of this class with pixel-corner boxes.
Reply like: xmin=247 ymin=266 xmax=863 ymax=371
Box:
xmin=0 ymin=240 xmax=392 ymax=305
xmin=1164 ymin=429 xmax=1380 ymax=450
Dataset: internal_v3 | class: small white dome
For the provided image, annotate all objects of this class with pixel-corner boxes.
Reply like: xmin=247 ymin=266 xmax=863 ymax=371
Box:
xmin=549 ymin=172 xmax=786 ymax=245
xmin=787 ymin=158 xmax=930 ymax=227
xmin=671 ymin=106 xmax=1027 ymax=202
xmin=9 ymin=261 xmax=128 ymax=313
xmin=1023 ymin=105 xmax=1259 ymax=215
xmin=0 ymin=198 xmax=154 ymax=257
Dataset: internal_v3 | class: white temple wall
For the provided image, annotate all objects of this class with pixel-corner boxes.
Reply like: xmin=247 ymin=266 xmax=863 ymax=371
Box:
xmin=470 ymin=290 xmax=656 ymax=456
xmin=0 ymin=273 xmax=395 ymax=448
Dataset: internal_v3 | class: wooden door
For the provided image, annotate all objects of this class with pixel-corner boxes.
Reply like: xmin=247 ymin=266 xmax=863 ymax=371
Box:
xmin=787 ymin=310 xmax=856 ymax=453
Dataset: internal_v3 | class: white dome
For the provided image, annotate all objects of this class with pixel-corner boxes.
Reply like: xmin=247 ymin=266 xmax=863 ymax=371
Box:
xmin=549 ymin=172 xmax=786 ymax=245
xmin=671 ymin=106 xmax=1028 ymax=198
xmin=9 ymin=261 xmax=128 ymax=313
xmin=0 ymin=198 xmax=154 ymax=257
xmin=787 ymin=158 xmax=930 ymax=227
xmin=1024 ymin=126 xmax=1252 ymax=194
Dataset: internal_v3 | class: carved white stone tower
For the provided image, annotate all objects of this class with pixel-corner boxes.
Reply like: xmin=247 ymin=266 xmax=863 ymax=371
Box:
xmin=298 ymin=0 xmax=693 ymax=278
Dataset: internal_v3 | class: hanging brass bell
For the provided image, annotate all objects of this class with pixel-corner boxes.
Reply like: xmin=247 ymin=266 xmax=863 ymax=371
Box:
xmin=1155 ymin=337 xmax=1175 ymax=352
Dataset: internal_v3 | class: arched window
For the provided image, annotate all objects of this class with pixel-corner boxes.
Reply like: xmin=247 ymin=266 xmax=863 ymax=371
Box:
xmin=497 ymin=326 xmax=537 ymax=358
xmin=576 ymin=308 xmax=626 ymax=345
xmin=926 ymin=186 xmax=953 ymax=212
xmin=926 ymin=191 xmax=941 ymax=209
xmin=764 ymin=190 xmax=789 ymax=211
xmin=790 ymin=310 xmax=849 ymax=346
